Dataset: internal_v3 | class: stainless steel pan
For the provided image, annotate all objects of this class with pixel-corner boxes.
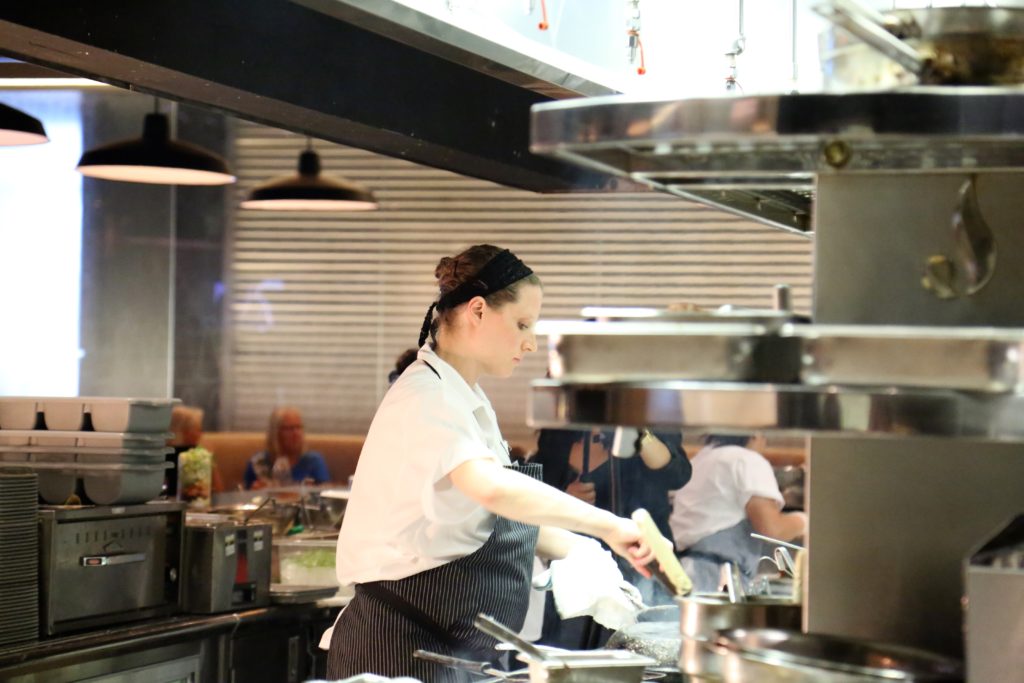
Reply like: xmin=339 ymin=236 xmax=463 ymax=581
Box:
xmin=816 ymin=1 xmax=1024 ymax=87
xmin=710 ymin=628 xmax=963 ymax=682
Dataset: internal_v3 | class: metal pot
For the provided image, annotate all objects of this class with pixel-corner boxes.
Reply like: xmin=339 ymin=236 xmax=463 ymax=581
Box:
xmin=300 ymin=489 xmax=348 ymax=530
xmin=816 ymin=1 xmax=1024 ymax=88
xmin=676 ymin=593 xmax=801 ymax=680
xmin=711 ymin=628 xmax=963 ymax=682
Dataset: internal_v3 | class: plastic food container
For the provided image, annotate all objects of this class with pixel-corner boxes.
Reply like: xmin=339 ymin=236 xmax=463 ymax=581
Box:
xmin=33 ymin=453 xmax=77 ymax=504
xmin=81 ymin=462 xmax=168 ymax=505
xmin=276 ymin=537 xmax=340 ymax=587
xmin=0 ymin=398 xmax=39 ymax=430
xmin=42 ymin=399 xmax=86 ymax=431
xmin=86 ymin=398 xmax=179 ymax=433
xmin=78 ymin=432 xmax=170 ymax=448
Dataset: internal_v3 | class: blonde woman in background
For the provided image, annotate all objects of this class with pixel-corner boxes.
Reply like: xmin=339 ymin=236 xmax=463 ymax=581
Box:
xmin=245 ymin=407 xmax=330 ymax=489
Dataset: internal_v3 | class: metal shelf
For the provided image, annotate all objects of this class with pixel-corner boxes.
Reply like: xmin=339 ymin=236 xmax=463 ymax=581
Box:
xmin=529 ymin=380 xmax=1024 ymax=442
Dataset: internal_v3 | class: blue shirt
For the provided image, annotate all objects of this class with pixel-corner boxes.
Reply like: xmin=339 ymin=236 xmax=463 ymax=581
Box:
xmin=244 ymin=450 xmax=330 ymax=489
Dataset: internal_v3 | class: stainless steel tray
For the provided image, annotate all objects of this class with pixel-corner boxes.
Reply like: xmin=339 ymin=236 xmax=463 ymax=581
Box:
xmin=528 ymin=379 xmax=1024 ymax=442
xmin=543 ymin=319 xmax=1024 ymax=393
xmin=541 ymin=320 xmax=800 ymax=384
xmin=797 ymin=324 xmax=1024 ymax=392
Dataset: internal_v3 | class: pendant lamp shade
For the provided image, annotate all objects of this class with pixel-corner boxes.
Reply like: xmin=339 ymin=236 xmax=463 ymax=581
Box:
xmin=240 ymin=148 xmax=378 ymax=211
xmin=77 ymin=112 xmax=236 ymax=185
xmin=0 ymin=101 xmax=48 ymax=145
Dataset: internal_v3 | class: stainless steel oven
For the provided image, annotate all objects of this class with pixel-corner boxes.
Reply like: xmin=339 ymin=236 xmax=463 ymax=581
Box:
xmin=38 ymin=501 xmax=184 ymax=635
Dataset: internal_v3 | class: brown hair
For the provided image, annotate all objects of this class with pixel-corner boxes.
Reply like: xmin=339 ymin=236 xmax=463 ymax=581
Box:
xmin=429 ymin=244 xmax=541 ymax=346
xmin=169 ymin=405 xmax=204 ymax=447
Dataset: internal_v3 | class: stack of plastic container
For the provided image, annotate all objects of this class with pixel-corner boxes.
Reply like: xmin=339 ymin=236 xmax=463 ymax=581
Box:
xmin=0 ymin=397 xmax=179 ymax=505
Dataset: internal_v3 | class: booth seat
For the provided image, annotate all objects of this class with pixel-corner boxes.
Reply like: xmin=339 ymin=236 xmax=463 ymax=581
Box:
xmin=198 ymin=432 xmax=365 ymax=492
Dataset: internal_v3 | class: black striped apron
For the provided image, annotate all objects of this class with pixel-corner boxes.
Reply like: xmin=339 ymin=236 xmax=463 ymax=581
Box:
xmin=327 ymin=462 xmax=542 ymax=681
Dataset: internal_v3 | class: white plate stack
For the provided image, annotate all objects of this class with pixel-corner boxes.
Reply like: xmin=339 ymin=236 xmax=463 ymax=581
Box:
xmin=0 ymin=468 xmax=39 ymax=646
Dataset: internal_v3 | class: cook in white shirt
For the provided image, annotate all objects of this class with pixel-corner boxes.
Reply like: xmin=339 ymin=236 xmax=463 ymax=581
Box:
xmin=669 ymin=434 xmax=807 ymax=592
xmin=324 ymin=245 xmax=655 ymax=682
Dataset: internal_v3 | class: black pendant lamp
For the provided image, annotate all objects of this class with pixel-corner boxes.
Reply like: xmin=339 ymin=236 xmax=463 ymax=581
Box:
xmin=0 ymin=101 xmax=48 ymax=145
xmin=240 ymin=139 xmax=377 ymax=211
xmin=77 ymin=100 xmax=235 ymax=185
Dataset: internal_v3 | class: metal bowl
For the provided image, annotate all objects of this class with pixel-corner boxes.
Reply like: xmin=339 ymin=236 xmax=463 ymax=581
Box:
xmin=712 ymin=628 xmax=963 ymax=682
xmin=209 ymin=500 xmax=298 ymax=535
xmin=301 ymin=489 xmax=348 ymax=530
xmin=819 ymin=6 xmax=1024 ymax=88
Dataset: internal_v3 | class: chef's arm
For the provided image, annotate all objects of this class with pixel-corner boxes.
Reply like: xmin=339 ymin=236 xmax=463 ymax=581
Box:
xmin=449 ymin=458 xmax=653 ymax=568
xmin=746 ymin=496 xmax=808 ymax=542
xmin=535 ymin=526 xmax=587 ymax=561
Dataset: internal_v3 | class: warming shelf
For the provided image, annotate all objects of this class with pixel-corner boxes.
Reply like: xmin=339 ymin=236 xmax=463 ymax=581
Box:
xmin=530 ymin=317 xmax=1024 ymax=441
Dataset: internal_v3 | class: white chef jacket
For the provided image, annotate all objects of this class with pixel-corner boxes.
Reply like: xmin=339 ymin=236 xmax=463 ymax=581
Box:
xmin=669 ymin=444 xmax=784 ymax=549
xmin=335 ymin=344 xmax=512 ymax=586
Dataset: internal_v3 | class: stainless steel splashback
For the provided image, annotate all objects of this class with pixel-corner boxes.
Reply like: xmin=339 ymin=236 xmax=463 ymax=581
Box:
xmin=808 ymin=171 xmax=1024 ymax=655
xmin=814 ymin=173 xmax=1024 ymax=326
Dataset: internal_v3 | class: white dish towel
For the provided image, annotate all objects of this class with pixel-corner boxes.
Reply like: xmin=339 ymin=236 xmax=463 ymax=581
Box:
xmin=537 ymin=537 xmax=644 ymax=631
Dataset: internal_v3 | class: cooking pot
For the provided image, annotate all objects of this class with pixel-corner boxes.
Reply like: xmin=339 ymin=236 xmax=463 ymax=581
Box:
xmin=711 ymin=628 xmax=963 ymax=682
xmin=676 ymin=593 xmax=801 ymax=679
xmin=816 ymin=1 xmax=1024 ymax=88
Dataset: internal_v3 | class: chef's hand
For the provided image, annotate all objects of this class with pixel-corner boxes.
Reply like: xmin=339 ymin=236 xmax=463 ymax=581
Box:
xmin=566 ymin=476 xmax=596 ymax=504
xmin=601 ymin=517 xmax=655 ymax=577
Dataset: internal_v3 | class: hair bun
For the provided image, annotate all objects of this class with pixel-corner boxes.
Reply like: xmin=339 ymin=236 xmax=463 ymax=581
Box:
xmin=434 ymin=256 xmax=456 ymax=281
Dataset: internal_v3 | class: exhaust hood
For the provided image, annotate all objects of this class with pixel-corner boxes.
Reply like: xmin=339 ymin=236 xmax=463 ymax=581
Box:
xmin=0 ymin=0 xmax=627 ymax=193
xmin=530 ymin=88 xmax=1024 ymax=236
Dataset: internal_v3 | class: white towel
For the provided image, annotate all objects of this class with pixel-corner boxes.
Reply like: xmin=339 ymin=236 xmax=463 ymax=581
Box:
xmin=541 ymin=538 xmax=644 ymax=631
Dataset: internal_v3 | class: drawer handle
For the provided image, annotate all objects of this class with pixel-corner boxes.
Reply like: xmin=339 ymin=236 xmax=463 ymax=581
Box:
xmin=80 ymin=552 xmax=146 ymax=567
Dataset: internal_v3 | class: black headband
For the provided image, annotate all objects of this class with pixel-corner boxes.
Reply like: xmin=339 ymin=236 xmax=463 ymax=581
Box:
xmin=418 ymin=249 xmax=533 ymax=347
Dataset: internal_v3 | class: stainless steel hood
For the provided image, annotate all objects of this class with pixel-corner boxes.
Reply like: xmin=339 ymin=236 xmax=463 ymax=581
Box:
xmin=530 ymin=88 xmax=1024 ymax=234
xmin=0 ymin=0 xmax=626 ymax=193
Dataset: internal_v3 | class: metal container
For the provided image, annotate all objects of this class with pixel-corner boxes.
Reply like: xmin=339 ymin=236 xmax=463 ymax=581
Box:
xmin=711 ymin=628 xmax=963 ymax=682
xmin=210 ymin=499 xmax=298 ymax=535
xmin=817 ymin=4 xmax=1024 ymax=88
xmin=524 ymin=650 xmax=657 ymax=683
xmin=543 ymin=319 xmax=800 ymax=384
xmin=182 ymin=515 xmax=272 ymax=614
xmin=38 ymin=501 xmax=184 ymax=635
xmin=675 ymin=593 xmax=801 ymax=679
xmin=797 ymin=325 xmax=1024 ymax=393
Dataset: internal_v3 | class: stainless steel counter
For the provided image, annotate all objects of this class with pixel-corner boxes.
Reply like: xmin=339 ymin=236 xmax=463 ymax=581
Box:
xmin=0 ymin=603 xmax=338 ymax=683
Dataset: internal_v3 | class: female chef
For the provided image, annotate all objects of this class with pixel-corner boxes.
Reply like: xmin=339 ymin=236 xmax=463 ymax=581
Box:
xmin=326 ymin=245 xmax=654 ymax=681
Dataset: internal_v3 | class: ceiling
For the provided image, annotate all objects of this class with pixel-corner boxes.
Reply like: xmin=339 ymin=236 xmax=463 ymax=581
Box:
xmin=0 ymin=0 xmax=627 ymax=193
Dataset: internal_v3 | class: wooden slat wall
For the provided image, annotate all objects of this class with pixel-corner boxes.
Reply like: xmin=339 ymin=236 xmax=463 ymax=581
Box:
xmin=224 ymin=122 xmax=813 ymax=444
